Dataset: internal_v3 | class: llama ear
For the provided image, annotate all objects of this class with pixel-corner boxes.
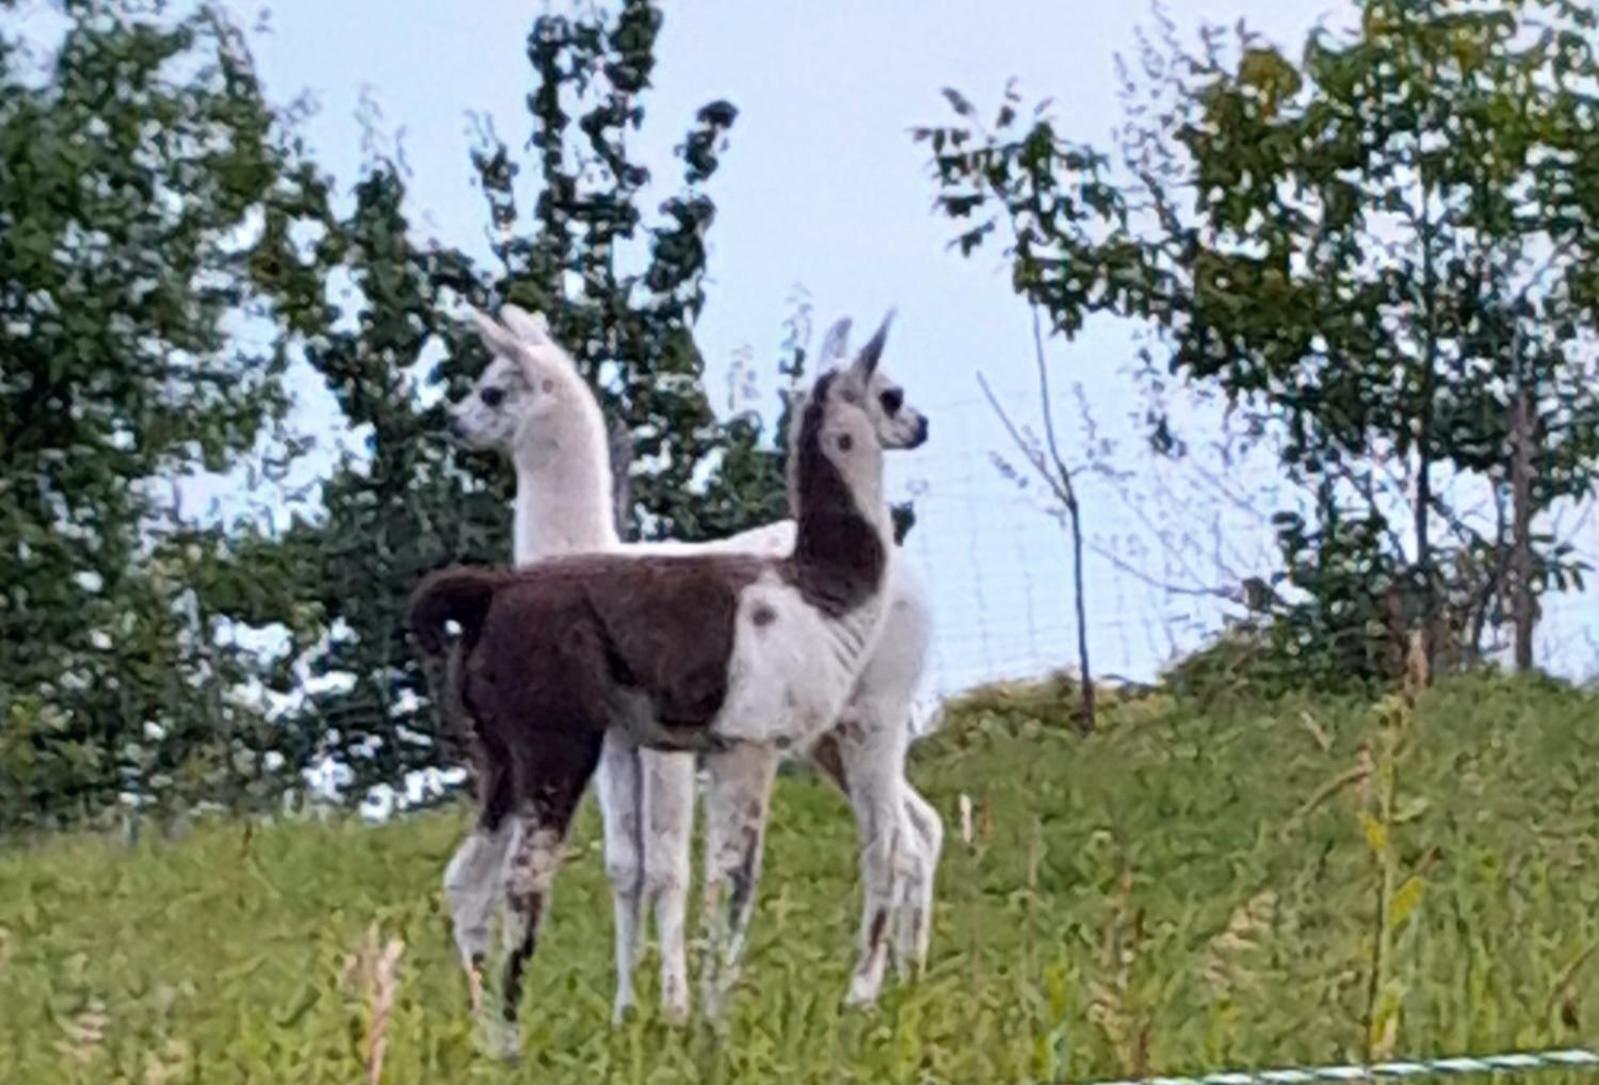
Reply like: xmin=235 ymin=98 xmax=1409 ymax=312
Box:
xmin=499 ymin=304 xmax=550 ymax=345
xmin=470 ymin=308 xmax=523 ymax=359
xmin=817 ymin=317 xmax=852 ymax=365
xmin=853 ymin=308 xmax=895 ymax=377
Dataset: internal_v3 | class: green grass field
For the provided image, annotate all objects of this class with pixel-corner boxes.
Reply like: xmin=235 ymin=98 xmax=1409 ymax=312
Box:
xmin=2 ymin=673 xmax=1597 ymax=1083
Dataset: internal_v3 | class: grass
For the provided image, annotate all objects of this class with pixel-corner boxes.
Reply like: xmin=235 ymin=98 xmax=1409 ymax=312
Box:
xmin=2 ymin=672 xmax=1598 ymax=1082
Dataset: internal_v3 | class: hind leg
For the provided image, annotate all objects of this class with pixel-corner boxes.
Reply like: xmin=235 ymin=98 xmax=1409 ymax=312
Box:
xmin=489 ymin=732 xmax=603 ymax=1062
xmin=444 ymin=754 xmax=515 ymax=1013
xmin=443 ymin=819 xmax=514 ymax=1014
xmin=699 ymin=741 xmax=779 ymax=1021
xmin=894 ymin=783 xmax=943 ymax=980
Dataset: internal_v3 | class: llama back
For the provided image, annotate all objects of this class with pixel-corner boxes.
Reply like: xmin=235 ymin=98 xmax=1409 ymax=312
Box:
xmin=456 ymin=552 xmax=773 ymax=744
xmin=631 ymin=520 xmax=795 ymax=559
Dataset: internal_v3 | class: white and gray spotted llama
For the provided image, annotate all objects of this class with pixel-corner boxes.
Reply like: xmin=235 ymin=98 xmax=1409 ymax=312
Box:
xmin=438 ymin=305 xmax=943 ymax=1027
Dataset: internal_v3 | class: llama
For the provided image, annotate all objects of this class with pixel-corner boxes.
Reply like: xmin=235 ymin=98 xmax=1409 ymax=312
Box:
xmin=411 ymin=357 xmax=910 ymax=1056
xmin=442 ymin=306 xmax=942 ymax=1025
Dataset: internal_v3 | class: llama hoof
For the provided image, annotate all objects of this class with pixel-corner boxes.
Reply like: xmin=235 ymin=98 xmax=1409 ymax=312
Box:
xmin=660 ymin=1000 xmax=691 ymax=1028
xmin=610 ymin=1001 xmax=634 ymax=1028
xmin=700 ymin=986 xmax=732 ymax=1029
xmin=843 ymin=976 xmax=883 ymax=1010
xmin=475 ymin=1018 xmax=521 ymax=1063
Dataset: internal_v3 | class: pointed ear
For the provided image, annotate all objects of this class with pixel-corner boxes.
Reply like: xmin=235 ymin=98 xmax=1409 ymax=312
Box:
xmin=470 ymin=308 xmax=523 ymax=359
xmin=853 ymin=308 xmax=895 ymax=377
xmin=499 ymin=304 xmax=549 ymax=345
xmin=817 ymin=317 xmax=852 ymax=366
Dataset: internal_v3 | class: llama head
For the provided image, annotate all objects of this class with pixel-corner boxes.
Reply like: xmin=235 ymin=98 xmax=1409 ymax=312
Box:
xmin=818 ymin=310 xmax=929 ymax=451
xmin=795 ymin=330 xmax=906 ymax=520
xmin=448 ymin=306 xmax=604 ymax=462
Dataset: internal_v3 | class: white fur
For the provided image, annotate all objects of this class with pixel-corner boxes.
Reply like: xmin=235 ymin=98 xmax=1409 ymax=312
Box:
xmin=443 ymin=305 xmax=944 ymax=1026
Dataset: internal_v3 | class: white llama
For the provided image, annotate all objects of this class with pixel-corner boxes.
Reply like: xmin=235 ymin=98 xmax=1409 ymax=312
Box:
xmin=440 ymin=306 xmax=943 ymax=1024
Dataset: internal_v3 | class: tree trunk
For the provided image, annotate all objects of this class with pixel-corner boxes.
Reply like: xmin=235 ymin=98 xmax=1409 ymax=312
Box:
xmin=1510 ymin=386 xmax=1536 ymax=672
xmin=1066 ymin=497 xmax=1095 ymax=735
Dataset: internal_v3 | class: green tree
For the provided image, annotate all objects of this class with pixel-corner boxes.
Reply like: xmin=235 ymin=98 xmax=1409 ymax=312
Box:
xmin=276 ymin=1 xmax=795 ymax=804
xmin=922 ymin=0 xmax=1599 ymax=685
xmin=0 ymin=3 xmax=328 ymax=828
xmin=468 ymin=0 xmax=783 ymax=544
xmin=262 ymin=165 xmax=505 ymax=801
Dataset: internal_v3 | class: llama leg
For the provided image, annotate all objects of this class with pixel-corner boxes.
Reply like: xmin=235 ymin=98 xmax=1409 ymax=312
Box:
xmin=443 ymin=817 xmax=515 ymax=1014
xmin=640 ymin=749 xmax=696 ymax=1024
xmin=895 ymin=783 xmax=944 ymax=980
xmin=830 ymin=715 xmax=907 ymax=1008
xmin=699 ymin=741 xmax=779 ymax=1020
xmin=595 ymin=731 xmax=645 ymax=1025
xmin=444 ymin=753 xmax=516 ymax=1014
xmin=491 ymin=733 xmax=603 ymax=1063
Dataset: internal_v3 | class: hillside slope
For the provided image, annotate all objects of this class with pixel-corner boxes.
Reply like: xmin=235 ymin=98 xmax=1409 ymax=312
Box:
xmin=2 ymin=674 xmax=1596 ymax=1083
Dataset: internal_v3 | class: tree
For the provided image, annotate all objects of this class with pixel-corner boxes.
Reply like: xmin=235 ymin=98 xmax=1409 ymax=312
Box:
xmin=274 ymin=1 xmax=795 ymax=805
xmin=0 ymin=2 xmax=327 ymax=828
xmin=923 ymin=0 xmax=1599 ymax=685
xmin=466 ymin=0 xmax=783 ymax=546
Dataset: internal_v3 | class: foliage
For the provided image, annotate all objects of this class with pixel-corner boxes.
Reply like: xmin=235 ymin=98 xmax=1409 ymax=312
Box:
xmin=256 ymin=168 xmax=503 ymax=800
xmin=1 ymin=0 xmax=802 ymax=817
xmin=463 ymin=0 xmax=785 ymax=545
xmin=0 ymin=2 xmax=328 ymax=828
xmin=921 ymin=0 xmax=1599 ymax=684
xmin=2 ymin=673 xmax=1597 ymax=1080
xmin=274 ymin=1 xmax=797 ymax=805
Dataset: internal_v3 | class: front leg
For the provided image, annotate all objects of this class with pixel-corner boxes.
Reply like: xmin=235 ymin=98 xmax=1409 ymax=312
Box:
xmin=640 ymin=748 xmax=696 ymax=1024
xmin=594 ymin=731 xmax=645 ymax=1025
xmin=814 ymin=715 xmax=907 ymax=1009
xmin=698 ymin=741 xmax=779 ymax=1021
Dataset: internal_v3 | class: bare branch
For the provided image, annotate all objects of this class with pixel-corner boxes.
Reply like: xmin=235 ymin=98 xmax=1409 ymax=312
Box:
xmin=977 ymin=371 xmax=1074 ymax=508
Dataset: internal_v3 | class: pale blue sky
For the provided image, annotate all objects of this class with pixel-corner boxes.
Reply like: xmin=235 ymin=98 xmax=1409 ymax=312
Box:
xmin=190 ymin=1 xmax=1599 ymax=693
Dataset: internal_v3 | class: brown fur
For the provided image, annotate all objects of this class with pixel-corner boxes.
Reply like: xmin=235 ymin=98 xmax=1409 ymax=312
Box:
xmin=461 ymin=553 xmax=767 ymax=745
xmin=405 ymin=366 xmax=889 ymax=1032
xmin=787 ymin=372 xmax=887 ymax=618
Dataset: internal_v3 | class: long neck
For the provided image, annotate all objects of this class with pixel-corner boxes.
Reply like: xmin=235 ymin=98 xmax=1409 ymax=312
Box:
xmin=509 ymin=389 xmax=621 ymax=562
xmin=789 ymin=389 xmax=892 ymax=617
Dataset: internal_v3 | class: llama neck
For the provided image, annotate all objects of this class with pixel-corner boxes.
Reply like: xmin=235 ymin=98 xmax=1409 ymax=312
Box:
xmin=509 ymin=404 xmax=620 ymax=562
xmin=789 ymin=392 xmax=892 ymax=617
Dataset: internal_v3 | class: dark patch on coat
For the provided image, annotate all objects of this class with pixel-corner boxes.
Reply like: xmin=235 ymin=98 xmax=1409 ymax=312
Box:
xmin=497 ymin=727 xmax=603 ymax=1027
xmin=808 ymin=732 xmax=848 ymax=794
xmin=726 ymin=824 xmax=762 ymax=931
xmin=454 ymin=553 xmax=767 ymax=754
xmin=866 ymin=908 xmax=889 ymax=954
xmin=788 ymin=371 xmax=887 ymax=618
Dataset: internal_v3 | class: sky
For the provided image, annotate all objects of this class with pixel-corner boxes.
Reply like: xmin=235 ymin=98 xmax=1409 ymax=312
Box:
xmin=39 ymin=0 xmax=1599 ymax=702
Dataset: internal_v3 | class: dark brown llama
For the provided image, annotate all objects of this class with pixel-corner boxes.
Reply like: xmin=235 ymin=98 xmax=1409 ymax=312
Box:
xmin=408 ymin=360 xmax=902 ymax=1058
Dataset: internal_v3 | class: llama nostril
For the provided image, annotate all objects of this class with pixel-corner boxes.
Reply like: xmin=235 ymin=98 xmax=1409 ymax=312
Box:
xmin=912 ymin=416 xmax=930 ymax=446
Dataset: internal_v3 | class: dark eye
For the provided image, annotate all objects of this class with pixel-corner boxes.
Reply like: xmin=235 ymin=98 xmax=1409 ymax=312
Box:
xmin=879 ymin=388 xmax=903 ymax=415
xmin=837 ymin=433 xmax=854 ymax=452
xmin=480 ymin=387 xmax=505 ymax=407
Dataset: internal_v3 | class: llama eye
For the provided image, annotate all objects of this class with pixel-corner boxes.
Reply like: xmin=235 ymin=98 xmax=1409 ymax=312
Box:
xmin=878 ymin=388 xmax=903 ymax=416
xmin=480 ymin=387 xmax=505 ymax=407
xmin=837 ymin=433 xmax=854 ymax=452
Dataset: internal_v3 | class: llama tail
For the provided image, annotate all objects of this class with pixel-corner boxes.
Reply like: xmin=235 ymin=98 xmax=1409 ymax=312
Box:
xmin=407 ymin=565 xmax=514 ymax=809
xmin=407 ymin=564 xmax=512 ymax=657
